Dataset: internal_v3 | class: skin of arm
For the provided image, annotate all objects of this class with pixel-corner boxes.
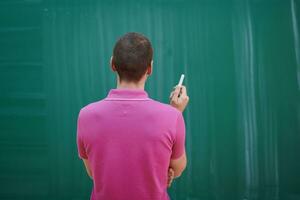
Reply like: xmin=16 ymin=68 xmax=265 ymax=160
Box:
xmin=168 ymin=85 xmax=189 ymax=181
xmin=82 ymin=158 xmax=93 ymax=180
xmin=169 ymin=152 xmax=187 ymax=178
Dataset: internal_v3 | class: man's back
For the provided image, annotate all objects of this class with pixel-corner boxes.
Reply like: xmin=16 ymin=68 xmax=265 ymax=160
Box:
xmin=77 ymin=88 xmax=186 ymax=200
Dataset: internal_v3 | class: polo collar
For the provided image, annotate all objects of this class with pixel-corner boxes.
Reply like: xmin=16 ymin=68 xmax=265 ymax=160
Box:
xmin=105 ymin=88 xmax=150 ymax=100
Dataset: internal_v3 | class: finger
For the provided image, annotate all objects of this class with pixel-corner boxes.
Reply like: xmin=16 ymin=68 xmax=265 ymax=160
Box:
xmin=168 ymin=181 xmax=172 ymax=187
xmin=167 ymin=168 xmax=174 ymax=187
xmin=170 ymin=85 xmax=179 ymax=99
xmin=178 ymin=88 xmax=182 ymax=98
xmin=168 ymin=178 xmax=173 ymax=187
xmin=171 ymin=86 xmax=181 ymax=103
xmin=169 ymin=91 xmax=174 ymax=99
xmin=169 ymin=168 xmax=174 ymax=175
xmin=170 ymin=171 xmax=174 ymax=177
xmin=180 ymin=85 xmax=187 ymax=96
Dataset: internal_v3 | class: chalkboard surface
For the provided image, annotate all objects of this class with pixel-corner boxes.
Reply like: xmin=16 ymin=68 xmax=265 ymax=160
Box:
xmin=0 ymin=0 xmax=299 ymax=199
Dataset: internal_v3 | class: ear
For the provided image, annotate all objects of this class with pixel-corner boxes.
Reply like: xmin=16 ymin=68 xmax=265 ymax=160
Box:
xmin=110 ymin=56 xmax=117 ymax=72
xmin=146 ymin=60 xmax=153 ymax=76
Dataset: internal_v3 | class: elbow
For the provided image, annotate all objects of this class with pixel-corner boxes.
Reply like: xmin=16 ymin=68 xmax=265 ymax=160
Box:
xmin=174 ymin=171 xmax=182 ymax=178
xmin=174 ymin=160 xmax=187 ymax=178
xmin=169 ymin=153 xmax=188 ymax=178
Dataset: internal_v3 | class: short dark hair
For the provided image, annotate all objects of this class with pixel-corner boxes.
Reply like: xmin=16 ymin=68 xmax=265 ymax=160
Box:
xmin=112 ymin=32 xmax=153 ymax=82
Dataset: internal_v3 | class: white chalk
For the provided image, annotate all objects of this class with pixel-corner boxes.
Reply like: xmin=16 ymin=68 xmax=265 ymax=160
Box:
xmin=178 ymin=74 xmax=185 ymax=86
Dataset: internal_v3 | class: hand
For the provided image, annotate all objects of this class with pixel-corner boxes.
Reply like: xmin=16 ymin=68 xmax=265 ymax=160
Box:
xmin=167 ymin=167 xmax=175 ymax=188
xmin=169 ymin=85 xmax=189 ymax=112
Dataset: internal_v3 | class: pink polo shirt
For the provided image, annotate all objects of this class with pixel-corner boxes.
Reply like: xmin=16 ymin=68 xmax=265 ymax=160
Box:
xmin=76 ymin=88 xmax=186 ymax=200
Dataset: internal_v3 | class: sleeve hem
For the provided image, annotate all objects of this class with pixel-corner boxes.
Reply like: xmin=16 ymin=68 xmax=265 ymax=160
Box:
xmin=78 ymin=154 xmax=88 ymax=159
xmin=170 ymin=149 xmax=185 ymax=160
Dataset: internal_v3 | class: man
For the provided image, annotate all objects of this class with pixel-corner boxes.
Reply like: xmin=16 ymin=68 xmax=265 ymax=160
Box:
xmin=76 ymin=32 xmax=189 ymax=200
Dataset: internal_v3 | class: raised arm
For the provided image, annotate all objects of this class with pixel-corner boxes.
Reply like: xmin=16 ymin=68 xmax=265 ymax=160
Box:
xmin=168 ymin=85 xmax=189 ymax=181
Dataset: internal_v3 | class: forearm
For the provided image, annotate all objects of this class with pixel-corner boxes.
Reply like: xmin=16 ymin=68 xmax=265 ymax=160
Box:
xmin=169 ymin=153 xmax=187 ymax=178
xmin=82 ymin=158 xmax=93 ymax=180
xmin=85 ymin=168 xmax=93 ymax=179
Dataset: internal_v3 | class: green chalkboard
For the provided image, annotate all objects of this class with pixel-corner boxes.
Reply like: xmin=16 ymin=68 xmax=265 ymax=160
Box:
xmin=0 ymin=0 xmax=299 ymax=199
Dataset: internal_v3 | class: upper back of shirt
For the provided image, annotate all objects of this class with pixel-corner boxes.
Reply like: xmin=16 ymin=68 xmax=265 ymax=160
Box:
xmin=77 ymin=88 xmax=186 ymax=200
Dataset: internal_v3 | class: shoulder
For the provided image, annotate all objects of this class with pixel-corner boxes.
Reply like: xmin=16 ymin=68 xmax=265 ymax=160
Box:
xmin=148 ymin=98 xmax=181 ymax=117
xmin=78 ymin=100 xmax=105 ymax=118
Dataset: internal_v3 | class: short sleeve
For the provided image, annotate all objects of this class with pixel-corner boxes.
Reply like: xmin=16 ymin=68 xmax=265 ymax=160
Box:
xmin=76 ymin=110 xmax=88 ymax=159
xmin=171 ymin=112 xmax=186 ymax=159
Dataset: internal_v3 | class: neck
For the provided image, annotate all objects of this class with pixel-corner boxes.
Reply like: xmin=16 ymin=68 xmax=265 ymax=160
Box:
xmin=116 ymin=79 xmax=145 ymax=90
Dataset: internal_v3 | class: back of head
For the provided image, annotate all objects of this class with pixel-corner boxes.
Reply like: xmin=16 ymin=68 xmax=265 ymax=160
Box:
xmin=112 ymin=32 xmax=153 ymax=82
